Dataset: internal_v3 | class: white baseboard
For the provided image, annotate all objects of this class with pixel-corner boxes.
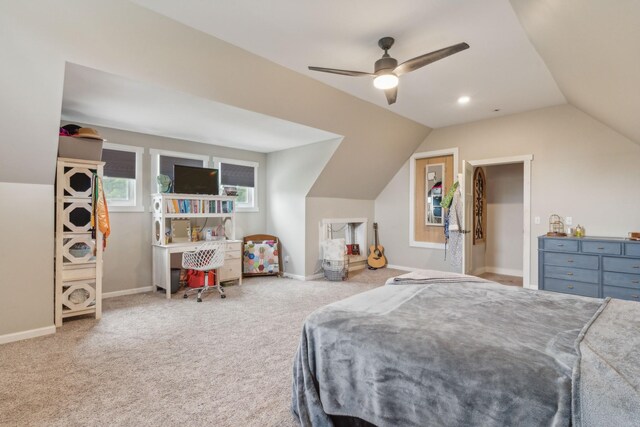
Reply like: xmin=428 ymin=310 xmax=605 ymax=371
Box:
xmin=103 ymin=286 xmax=154 ymax=299
xmin=472 ymin=267 xmax=487 ymax=276
xmin=304 ymin=273 xmax=325 ymax=281
xmin=386 ymin=264 xmax=418 ymax=272
xmin=0 ymin=325 xmax=56 ymax=345
xmin=282 ymin=272 xmax=305 ymax=281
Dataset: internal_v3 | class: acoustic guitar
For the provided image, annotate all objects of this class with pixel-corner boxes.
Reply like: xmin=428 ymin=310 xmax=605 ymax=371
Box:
xmin=367 ymin=223 xmax=387 ymax=269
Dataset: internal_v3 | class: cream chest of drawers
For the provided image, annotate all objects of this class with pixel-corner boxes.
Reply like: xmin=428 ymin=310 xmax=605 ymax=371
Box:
xmin=219 ymin=241 xmax=242 ymax=284
xmin=538 ymin=236 xmax=640 ymax=302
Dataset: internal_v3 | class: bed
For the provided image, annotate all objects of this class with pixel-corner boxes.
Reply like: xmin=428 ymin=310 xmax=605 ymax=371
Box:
xmin=292 ymin=270 xmax=640 ymax=427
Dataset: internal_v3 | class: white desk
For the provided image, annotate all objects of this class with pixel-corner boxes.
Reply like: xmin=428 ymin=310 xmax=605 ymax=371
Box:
xmin=152 ymin=240 xmax=243 ymax=299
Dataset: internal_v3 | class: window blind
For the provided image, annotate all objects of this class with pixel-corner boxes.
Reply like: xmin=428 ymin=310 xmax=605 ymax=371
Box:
xmin=102 ymin=149 xmax=136 ymax=179
xmin=160 ymin=156 xmax=204 ymax=181
xmin=221 ymin=163 xmax=255 ymax=188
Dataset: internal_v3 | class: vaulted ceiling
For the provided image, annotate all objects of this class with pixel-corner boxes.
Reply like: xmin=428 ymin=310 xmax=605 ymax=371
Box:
xmin=132 ymin=0 xmax=639 ymax=144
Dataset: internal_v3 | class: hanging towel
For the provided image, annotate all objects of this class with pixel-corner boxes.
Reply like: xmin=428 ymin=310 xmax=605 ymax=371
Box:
xmin=91 ymin=174 xmax=110 ymax=250
xmin=447 ymin=187 xmax=463 ymax=268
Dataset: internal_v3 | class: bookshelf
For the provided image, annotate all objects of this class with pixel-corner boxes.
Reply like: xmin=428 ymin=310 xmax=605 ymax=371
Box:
xmin=55 ymin=158 xmax=104 ymax=327
xmin=151 ymin=193 xmax=242 ymax=298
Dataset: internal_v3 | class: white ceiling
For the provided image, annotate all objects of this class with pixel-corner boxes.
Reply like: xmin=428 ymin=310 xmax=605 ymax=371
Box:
xmin=61 ymin=63 xmax=340 ymax=153
xmin=132 ymin=0 xmax=566 ymax=128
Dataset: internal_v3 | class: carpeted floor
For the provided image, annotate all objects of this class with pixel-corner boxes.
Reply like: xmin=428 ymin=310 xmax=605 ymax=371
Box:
xmin=0 ymin=269 xmax=403 ymax=427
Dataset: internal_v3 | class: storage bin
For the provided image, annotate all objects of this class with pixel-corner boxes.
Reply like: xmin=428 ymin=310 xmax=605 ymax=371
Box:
xmin=58 ymin=136 xmax=103 ymax=161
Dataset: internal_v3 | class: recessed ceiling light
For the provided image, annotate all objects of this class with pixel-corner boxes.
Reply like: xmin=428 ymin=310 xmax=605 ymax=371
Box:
xmin=457 ymin=96 xmax=471 ymax=105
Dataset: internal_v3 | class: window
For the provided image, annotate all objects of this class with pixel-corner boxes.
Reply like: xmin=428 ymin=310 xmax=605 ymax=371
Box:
xmin=218 ymin=159 xmax=258 ymax=212
xmin=101 ymin=143 xmax=144 ymax=212
xmin=150 ymin=149 xmax=210 ymax=194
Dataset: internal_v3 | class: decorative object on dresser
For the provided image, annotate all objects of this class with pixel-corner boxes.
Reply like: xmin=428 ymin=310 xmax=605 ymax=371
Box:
xmin=54 ymin=158 xmax=105 ymax=326
xmin=630 ymin=231 xmax=640 ymax=241
xmin=242 ymin=234 xmax=282 ymax=277
xmin=151 ymin=193 xmax=242 ymax=299
xmin=538 ymin=235 xmax=640 ymax=301
xmin=546 ymin=214 xmax=567 ymax=237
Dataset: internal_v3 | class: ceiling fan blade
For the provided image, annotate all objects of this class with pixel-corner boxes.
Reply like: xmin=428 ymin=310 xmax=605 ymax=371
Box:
xmin=384 ymin=86 xmax=398 ymax=105
xmin=394 ymin=42 xmax=469 ymax=76
xmin=308 ymin=66 xmax=373 ymax=77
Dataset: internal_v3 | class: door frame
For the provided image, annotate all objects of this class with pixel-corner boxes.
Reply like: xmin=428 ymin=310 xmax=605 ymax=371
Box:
xmin=466 ymin=155 xmax=533 ymax=288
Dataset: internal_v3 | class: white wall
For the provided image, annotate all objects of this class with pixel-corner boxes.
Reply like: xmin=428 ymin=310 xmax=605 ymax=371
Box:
xmin=266 ymin=140 xmax=341 ymax=278
xmin=375 ymin=104 xmax=640 ymax=286
xmin=0 ymin=183 xmax=54 ymax=336
xmin=305 ymin=197 xmax=375 ymax=276
xmin=484 ymin=164 xmax=524 ymax=275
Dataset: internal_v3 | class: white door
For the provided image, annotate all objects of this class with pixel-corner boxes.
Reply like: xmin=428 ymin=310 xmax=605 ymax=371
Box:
xmin=461 ymin=160 xmax=474 ymax=275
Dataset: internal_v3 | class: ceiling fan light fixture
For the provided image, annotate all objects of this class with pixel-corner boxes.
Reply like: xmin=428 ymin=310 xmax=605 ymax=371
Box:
xmin=373 ymin=73 xmax=399 ymax=90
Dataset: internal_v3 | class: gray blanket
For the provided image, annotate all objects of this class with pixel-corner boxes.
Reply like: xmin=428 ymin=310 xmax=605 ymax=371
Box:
xmin=292 ymin=274 xmax=604 ymax=426
xmin=573 ymin=298 xmax=640 ymax=427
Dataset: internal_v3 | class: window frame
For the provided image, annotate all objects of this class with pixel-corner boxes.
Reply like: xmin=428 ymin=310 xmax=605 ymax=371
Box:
xmin=215 ymin=157 xmax=259 ymax=213
xmin=102 ymin=142 xmax=144 ymax=213
xmin=149 ymin=149 xmax=211 ymax=195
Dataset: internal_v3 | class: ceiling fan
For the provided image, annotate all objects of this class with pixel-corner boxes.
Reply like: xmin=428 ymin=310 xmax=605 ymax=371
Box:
xmin=308 ymin=37 xmax=469 ymax=105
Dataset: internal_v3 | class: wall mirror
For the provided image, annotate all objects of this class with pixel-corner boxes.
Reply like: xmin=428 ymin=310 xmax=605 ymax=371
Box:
xmin=425 ymin=163 xmax=445 ymax=226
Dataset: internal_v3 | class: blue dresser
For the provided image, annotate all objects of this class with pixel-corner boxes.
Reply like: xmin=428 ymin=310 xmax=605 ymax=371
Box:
xmin=538 ymin=236 xmax=640 ymax=302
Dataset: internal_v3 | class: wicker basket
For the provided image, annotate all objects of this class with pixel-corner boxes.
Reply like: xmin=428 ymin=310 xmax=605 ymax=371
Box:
xmin=323 ymin=258 xmax=349 ymax=281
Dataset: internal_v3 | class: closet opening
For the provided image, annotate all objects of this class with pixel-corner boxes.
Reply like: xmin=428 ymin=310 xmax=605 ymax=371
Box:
xmin=462 ymin=155 xmax=532 ymax=288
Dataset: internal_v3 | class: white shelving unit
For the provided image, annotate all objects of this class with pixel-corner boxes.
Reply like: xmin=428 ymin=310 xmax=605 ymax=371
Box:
xmin=55 ymin=158 xmax=104 ymax=327
xmin=151 ymin=193 xmax=242 ymax=298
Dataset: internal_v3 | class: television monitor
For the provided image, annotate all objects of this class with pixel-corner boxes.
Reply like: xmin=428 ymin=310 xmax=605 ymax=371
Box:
xmin=173 ymin=165 xmax=219 ymax=195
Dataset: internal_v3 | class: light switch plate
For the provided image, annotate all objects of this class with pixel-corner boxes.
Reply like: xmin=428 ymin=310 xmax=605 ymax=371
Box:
xmin=566 ymin=216 xmax=573 ymax=225
xmin=534 ymin=216 xmax=540 ymax=225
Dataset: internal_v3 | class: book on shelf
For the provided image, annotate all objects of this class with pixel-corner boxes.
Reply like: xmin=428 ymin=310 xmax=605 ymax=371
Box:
xmin=164 ymin=198 xmax=234 ymax=215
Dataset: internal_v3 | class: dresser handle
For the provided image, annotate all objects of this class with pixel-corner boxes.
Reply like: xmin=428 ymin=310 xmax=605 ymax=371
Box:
xmin=567 ymin=272 xmax=574 ymax=276
xmin=633 ymin=280 xmax=640 ymax=284
xmin=634 ymin=266 xmax=640 ymax=269
xmin=597 ymin=247 xmax=605 ymax=250
xmin=567 ymin=285 xmax=574 ymax=289
xmin=567 ymin=260 xmax=574 ymax=263
xmin=632 ymin=295 xmax=639 ymax=299
xmin=557 ymin=244 xmax=564 ymax=247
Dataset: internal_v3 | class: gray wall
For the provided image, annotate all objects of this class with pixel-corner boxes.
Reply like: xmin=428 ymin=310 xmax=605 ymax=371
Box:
xmin=68 ymin=124 xmax=267 ymax=294
xmin=266 ymin=139 xmax=341 ymax=278
xmin=0 ymin=0 xmax=429 ymax=338
xmin=375 ymin=104 xmax=640 ymax=286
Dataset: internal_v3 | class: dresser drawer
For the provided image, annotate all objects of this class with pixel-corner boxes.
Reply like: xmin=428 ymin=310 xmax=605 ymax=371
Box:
xmin=625 ymin=243 xmax=640 ymax=257
xmin=219 ymin=260 xmax=241 ymax=281
xmin=225 ymin=251 xmax=241 ymax=260
xmin=543 ymin=239 xmax=578 ymax=252
xmin=603 ymin=272 xmax=640 ymax=289
xmin=581 ymin=241 xmax=621 ymax=255
xmin=543 ymin=252 xmax=598 ymax=270
xmin=603 ymin=285 xmax=640 ymax=302
xmin=544 ymin=265 xmax=599 ymax=284
xmin=225 ymin=241 xmax=242 ymax=252
xmin=603 ymin=257 xmax=640 ymax=274
xmin=544 ymin=278 xmax=599 ymax=298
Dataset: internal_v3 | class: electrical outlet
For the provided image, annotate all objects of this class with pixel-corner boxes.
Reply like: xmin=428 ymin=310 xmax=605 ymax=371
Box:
xmin=534 ymin=216 xmax=540 ymax=225
xmin=565 ymin=216 xmax=573 ymax=225
xmin=285 ymin=255 xmax=290 ymax=263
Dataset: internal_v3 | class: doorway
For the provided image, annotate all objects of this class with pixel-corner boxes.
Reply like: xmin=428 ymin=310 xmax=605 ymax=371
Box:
xmin=462 ymin=155 xmax=532 ymax=288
